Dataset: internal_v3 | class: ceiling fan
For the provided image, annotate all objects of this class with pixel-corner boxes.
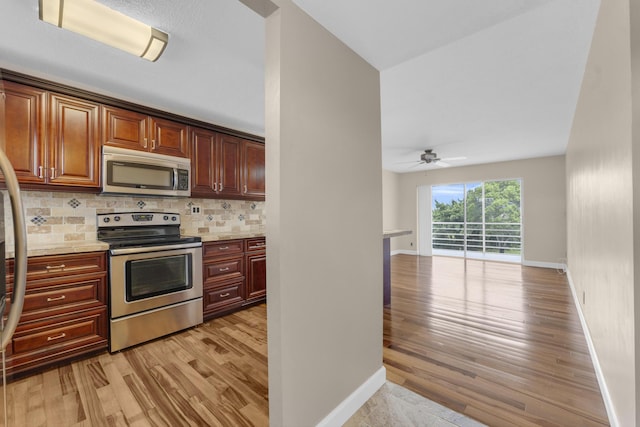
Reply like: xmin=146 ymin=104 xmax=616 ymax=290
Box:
xmin=414 ymin=149 xmax=465 ymax=168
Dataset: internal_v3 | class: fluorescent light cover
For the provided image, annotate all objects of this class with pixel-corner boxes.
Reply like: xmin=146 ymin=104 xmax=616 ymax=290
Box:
xmin=39 ymin=0 xmax=168 ymax=62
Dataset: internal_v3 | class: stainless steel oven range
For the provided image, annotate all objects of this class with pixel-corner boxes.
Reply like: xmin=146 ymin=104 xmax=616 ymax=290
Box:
xmin=97 ymin=212 xmax=203 ymax=352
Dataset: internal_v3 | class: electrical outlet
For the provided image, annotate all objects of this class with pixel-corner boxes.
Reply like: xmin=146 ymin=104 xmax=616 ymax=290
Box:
xmin=191 ymin=205 xmax=201 ymax=214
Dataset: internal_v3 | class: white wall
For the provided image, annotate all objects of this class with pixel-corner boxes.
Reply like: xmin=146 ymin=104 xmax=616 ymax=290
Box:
xmin=566 ymin=0 xmax=637 ymax=425
xmin=396 ymin=155 xmax=566 ymax=266
xmin=265 ymin=1 xmax=383 ymax=425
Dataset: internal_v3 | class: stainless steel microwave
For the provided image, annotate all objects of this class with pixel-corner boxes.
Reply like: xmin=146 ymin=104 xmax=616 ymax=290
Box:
xmin=102 ymin=146 xmax=191 ymax=197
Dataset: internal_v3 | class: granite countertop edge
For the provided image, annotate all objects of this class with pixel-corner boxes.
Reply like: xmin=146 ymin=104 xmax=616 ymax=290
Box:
xmin=5 ymin=231 xmax=267 ymax=259
xmin=383 ymin=229 xmax=412 ymax=239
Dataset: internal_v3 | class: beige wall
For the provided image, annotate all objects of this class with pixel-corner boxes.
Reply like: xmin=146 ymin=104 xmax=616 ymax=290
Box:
xmin=395 ymin=155 xmax=566 ymax=265
xmin=566 ymin=0 xmax=637 ymax=425
xmin=266 ymin=1 xmax=383 ymax=425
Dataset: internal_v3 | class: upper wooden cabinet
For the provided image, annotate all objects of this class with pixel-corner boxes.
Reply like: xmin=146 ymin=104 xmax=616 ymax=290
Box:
xmin=0 ymin=81 xmax=100 ymax=188
xmin=48 ymin=93 xmax=101 ymax=187
xmin=242 ymin=140 xmax=265 ymax=200
xmin=103 ymin=106 xmax=189 ymax=158
xmin=190 ymin=129 xmax=264 ymax=200
xmin=0 ymin=81 xmax=46 ymax=184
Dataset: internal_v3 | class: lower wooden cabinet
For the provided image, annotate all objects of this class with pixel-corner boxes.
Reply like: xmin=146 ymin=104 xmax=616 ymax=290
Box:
xmin=202 ymin=237 xmax=266 ymax=320
xmin=4 ymin=252 xmax=108 ymax=378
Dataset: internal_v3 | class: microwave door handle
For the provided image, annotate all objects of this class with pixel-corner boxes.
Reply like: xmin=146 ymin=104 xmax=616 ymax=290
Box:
xmin=0 ymin=147 xmax=27 ymax=351
xmin=173 ymin=168 xmax=178 ymax=190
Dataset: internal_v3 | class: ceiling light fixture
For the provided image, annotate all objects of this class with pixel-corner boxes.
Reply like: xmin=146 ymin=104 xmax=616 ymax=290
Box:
xmin=39 ymin=0 xmax=169 ymax=62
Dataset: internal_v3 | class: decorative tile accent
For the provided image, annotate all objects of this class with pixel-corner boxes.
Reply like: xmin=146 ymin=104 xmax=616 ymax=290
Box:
xmin=137 ymin=200 xmax=146 ymax=209
xmin=187 ymin=201 xmax=194 ymax=208
xmin=207 ymin=215 xmax=214 ymax=221
xmin=67 ymin=198 xmax=81 ymax=209
xmin=250 ymin=202 xmax=257 ymax=210
xmin=31 ymin=215 xmax=47 ymax=226
xmin=222 ymin=202 xmax=230 ymax=210
xmin=238 ymin=214 xmax=245 ymax=221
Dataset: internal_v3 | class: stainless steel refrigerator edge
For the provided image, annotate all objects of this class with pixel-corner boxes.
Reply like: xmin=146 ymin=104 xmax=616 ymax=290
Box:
xmin=0 ymin=75 xmax=29 ymax=427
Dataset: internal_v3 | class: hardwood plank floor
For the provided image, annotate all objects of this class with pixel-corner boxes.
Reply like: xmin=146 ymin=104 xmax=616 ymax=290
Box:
xmin=385 ymin=255 xmax=609 ymax=427
xmin=0 ymin=304 xmax=269 ymax=427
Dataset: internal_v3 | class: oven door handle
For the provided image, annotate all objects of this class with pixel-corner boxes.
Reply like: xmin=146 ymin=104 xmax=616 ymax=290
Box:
xmin=110 ymin=242 xmax=202 ymax=256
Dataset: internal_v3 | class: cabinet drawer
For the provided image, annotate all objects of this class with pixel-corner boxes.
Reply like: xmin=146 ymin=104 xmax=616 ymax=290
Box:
xmin=245 ymin=237 xmax=266 ymax=252
xmin=7 ymin=252 xmax=106 ymax=283
xmin=203 ymin=240 xmax=244 ymax=258
xmin=10 ymin=307 xmax=107 ymax=355
xmin=204 ymin=281 xmax=244 ymax=311
xmin=203 ymin=255 xmax=244 ymax=283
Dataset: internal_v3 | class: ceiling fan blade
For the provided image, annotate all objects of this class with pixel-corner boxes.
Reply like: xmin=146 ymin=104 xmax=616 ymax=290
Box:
xmin=435 ymin=161 xmax=451 ymax=168
xmin=407 ymin=162 xmax=424 ymax=169
xmin=441 ymin=156 xmax=466 ymax=161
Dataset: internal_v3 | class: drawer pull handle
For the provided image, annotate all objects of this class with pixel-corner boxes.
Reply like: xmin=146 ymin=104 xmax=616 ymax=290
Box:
xmin=47 ymin=333 xmax=66 ymax=341
xmin=219 ymin=246 xmax=229 ymax=250
xmin=219 ymin=293 xmax=230 ymax=298
xmin=219 ymin=267 xmax=230 ymax=272
xmin=46 ymin=295 xmax=66 ymax=302
xmin=45 ymin=264 xmax=66 ymax=272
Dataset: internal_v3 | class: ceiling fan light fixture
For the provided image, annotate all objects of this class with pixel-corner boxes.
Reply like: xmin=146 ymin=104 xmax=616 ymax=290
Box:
xmin=39 ymin=0 xmax=168 ymax=62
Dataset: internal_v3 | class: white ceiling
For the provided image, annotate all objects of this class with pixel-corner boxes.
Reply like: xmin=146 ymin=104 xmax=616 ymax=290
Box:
xmin=0 ymin=1 xmax=600 ymax=173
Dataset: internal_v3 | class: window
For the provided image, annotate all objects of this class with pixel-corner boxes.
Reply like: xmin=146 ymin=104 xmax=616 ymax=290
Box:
xmin=430 ymin=179 xmax=521 ymax=262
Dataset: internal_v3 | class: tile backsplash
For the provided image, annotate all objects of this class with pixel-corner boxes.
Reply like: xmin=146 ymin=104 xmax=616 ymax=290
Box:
xmin=1 ymin=190 xmax=265 ymax=247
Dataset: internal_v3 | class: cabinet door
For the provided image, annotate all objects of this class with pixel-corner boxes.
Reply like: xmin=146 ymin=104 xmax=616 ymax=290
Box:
xmin=0 ymin=81 xmax=46 ymax=183
xmin=190 ymin=127 xmax=217 ymax=197
xmin=217 ymin=133 xmax=243 ymax=197
xmin=245 ymin=251 xmax=266 ymax=302
xmin=48 ymin=93 xmax=100 ymax=187
xmin=242 ymin=140 xmax=265 ymax=199
xmin=149 ymin=117 xmax=189 ymax=158
xmin=102 ymin=106 xmax=148 ymax=151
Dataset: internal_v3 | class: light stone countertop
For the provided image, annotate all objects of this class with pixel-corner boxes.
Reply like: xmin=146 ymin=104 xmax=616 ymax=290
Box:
xmin=5 ymin=232 xmax=266 ymax=259
xmin=197 ymin=231 xmax=265 ymax=242
xmin=6 ymin=240 xmax=110 ymax=259
xmin=383 ymin=229 xmax=412 ymax=239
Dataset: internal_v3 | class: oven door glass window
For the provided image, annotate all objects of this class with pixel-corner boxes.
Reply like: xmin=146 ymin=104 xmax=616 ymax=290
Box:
xmin=126 ymin=254 xmax=192 ymax=301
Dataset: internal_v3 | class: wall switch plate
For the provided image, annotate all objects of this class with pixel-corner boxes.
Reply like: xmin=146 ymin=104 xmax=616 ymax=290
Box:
xmin=191 ymin=206 xmax=201 ymax=214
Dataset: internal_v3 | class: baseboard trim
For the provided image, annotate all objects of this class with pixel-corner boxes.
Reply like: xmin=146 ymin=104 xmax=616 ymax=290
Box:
xmin=522 ymin=259 xmax=566 ymax=270
xmin=315 ymin=366 xmax=386 ymax=427
xmin=565 ymin=268 xmax=619 ymax=427
xmin=391 ymin=250 xmax=418 ymax=256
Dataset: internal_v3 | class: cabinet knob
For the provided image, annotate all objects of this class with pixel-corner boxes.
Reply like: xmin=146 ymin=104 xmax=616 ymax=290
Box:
xmin=46 ymin=295 xmax=66 ymax=302
xmin=50 ymin=167 xmax=56 ymax=179
xmin=38 ymin=166 xmax=44 ymax=179
xmin=143 ymin=137 xmax=148 ymax=148
xmin=213 ymin=182 xmax=218 ymax=192
xmin=244 ymin=185 xmax=247 ymax=194
xmin=219 ymin=267 xmax=230 ymax=272
xmin=219 ymin=293 xmax=230 ymax=298
xmin=219 ymin=182 xmax=223 ymax=192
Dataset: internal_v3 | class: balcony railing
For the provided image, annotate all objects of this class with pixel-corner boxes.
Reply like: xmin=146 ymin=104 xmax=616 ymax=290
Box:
xmin=432 ymin=222 xmax=521 ymax=255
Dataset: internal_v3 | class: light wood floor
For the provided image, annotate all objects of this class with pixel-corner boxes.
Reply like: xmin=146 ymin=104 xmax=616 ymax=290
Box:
xmin=1 ymin=256 xmax=610 ymax=426
xmin=384 ymin=255 xmax=609 ymax=427
xmin=1 ymin=304 xmax=269 ymax=427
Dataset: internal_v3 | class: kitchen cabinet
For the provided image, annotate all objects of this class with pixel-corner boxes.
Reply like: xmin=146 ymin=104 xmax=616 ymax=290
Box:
xmin=190 ymin=127 xmax=264 ymax=200
xmin=0 ymin=81 xmax=46 ymax=184
xmin=242 ymin=140 xmax=266 ymax=200
xmin=103 ymin=105 xmax=189 ymax=158
xmin=0 ymin=82 xmax=100 ymax=188
xmin=48 ymin=93 xmax=101 ymax=187
xmin=4 ymin=252 xmax=108 ymax=377
xmin=191 ymin=127 xmax=242 ymax=198
xmin=202 ymin=240 xmax=245 ymax=320
xmin=202 ymin=237 xmax=266 ymax=320
xmin=245 ymin=237 xmax=266 ymax=303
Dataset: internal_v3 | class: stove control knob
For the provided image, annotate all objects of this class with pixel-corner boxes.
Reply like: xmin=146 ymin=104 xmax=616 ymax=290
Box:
xmin=163 ymin=215 xmax=169 ymax=221
xmin=114 ymin=216 xmax=121 ymax=222
xmin=171 ymin=216 xmax=177 ymax=222
xmin=103 ymin=217 xmax=110 ymax=223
